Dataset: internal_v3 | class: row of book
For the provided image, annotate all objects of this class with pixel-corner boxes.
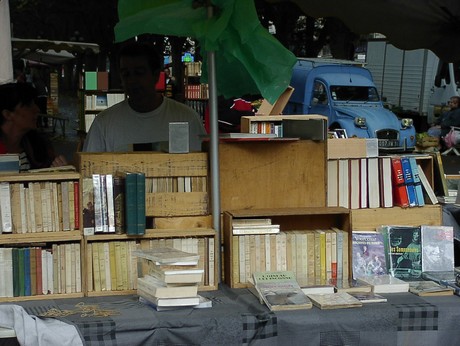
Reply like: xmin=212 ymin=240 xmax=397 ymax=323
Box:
xmin=0 ymin=244 xmax=82 ymax=298
xmin=248 ymin=121 xmax=283 ymax=137
xmin=351 ymin=225 xmax=455 ymax=281
xmin=87 ymin=241 xmax=138 ymax=292
xmin=82 ymin=172 xmax=145 ymax=235
xmin=145 ymin=176 xmax=207 ymax=193
xmin=235 ymin=228 xmax=349 ymax=287
xmin=184 ymin=84 xmax=209 ymax=100
xmin=0 ymin=180 xmax=79 ymax=234
xmin=327 ymin=155 xmax=435 ymax=209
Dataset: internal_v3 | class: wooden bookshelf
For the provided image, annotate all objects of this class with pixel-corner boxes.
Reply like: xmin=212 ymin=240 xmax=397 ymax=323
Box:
xmin=76 ymin=152 xmax=218 ymax=295
xmin=0 ymin=172 xmax=83 ymax=301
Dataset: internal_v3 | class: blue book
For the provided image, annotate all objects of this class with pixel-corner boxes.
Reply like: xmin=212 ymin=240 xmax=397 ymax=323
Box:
xmin=408 ymin=157 xmax=425 ymax=206
xmin=400 ymin=157 xmax=417 ymax=207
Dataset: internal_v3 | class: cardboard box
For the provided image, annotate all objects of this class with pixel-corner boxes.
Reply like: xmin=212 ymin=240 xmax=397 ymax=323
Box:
xmin=256 ymin=86 xmax=294 ymax=115
xmin=327 ymin=138 xmax=378 ymax=159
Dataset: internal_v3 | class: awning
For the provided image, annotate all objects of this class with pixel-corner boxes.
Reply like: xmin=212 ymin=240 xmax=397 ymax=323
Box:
xmin=12 ymin=38 xmax=100 ymax=64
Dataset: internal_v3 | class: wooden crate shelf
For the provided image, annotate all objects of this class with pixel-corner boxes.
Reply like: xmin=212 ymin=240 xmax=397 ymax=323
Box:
xmin=223 ymin=207 xmax=350 ymax=288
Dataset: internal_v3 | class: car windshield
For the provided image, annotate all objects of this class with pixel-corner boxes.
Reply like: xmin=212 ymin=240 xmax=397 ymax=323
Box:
xmin=330 ymin=86 xmax=380 ymax=102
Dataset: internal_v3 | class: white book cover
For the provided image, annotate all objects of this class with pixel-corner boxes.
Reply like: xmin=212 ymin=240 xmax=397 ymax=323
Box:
xmin=105 ymin=174 xmax=115 ymax=233
xmin=349 ymin=159 xmax=360 ymax=209
xmin=367 ymin=157 xmax=380 ymax=208
xmin=327 ymin=159 xmax=339 ymax=207
xmin=360 ymin=158 xmax=368 ymax=208
xmin=421 ymin=225 xmax=455 ymax=272
xmin=41 ymin=249 xmax=48 ymax=295
xmin=338 ymin=159 xmax=349 ymax=208
xmin=359 ymin=274 xmax=409 ymax=293
xmin=0 ymin=182 xmax=12 ymax=233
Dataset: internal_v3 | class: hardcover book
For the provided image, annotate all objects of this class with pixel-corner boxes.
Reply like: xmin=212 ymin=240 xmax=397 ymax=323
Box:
xmin=408 ymin=157 xmax=425 ymax=206
xmin=252 ymin=271 xmax=312 ymax=311
xmin=307 ymin=291 xmax=363 ymax=309
xmin=390 ymin=157 xmax=409 ymax=208
xmin=351 ymin=231 xmax=387 ymax=279
xmin=420 ymin=225 xmax=455 ymax=272
xmin=408 ymin=280 xmax=454 ymax=296
xmin=386 ymin=226 xmax=422 ymax=280
xmin=400 ymin=157 xmax=418 ymax=207
xmin=329 ymin=278 xmax=372 ymax=293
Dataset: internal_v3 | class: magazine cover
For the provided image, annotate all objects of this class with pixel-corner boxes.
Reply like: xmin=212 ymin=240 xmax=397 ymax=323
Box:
xmin=387 ymin=226 xmax=422 ymax=280
xmin=351 ymin=232 xmax=387 ymax=279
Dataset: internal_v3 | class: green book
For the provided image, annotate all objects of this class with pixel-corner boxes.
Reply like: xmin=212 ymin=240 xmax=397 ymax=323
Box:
xmin=124 ymin=172 xmax=138 ymax=235
xmin=12 ymin=248 xmax=20 ymax=297
xmin=18 ymin=248 xmax=25 ymax=296
xmin=136 ymin=172 xmax=146 ymax=235
xmin=85 ymin=71 xmax=98 ymax=90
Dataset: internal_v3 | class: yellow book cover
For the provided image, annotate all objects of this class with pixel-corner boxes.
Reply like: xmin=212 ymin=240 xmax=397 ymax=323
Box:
xmin=264 ymin=234 xmax=271 ymax=272
xmin=325 ymin=231 xmax=332 ymax=281
xmin=314 ymin=231 xmax=321 ymax=285
xmin=29 ymin=248 xmax=37 ymax=296
xmin=98 ymin=242 xmax=107 ymax=291
xmin=103 ymin=242 xmax=111 ymax=291
xmin=306 ymin=231 xmax=316 ymax=286
xmin=109 ymin=242 xmax=117 ymax=290
xmin=208 ymin=237 xmax=215 ymax=287
xmin=52 ymin=244 xmax=60 ymax=294
xmin=86 ymin=243 xmax=93 ymax=292
xmin=120 ymin=241 xmax=129 ymax=290
xmin=295 ymin=232 xmax=306 ymax=286
xmin=114 ymin=241 xmax=123 ymax=290
xmin=10 ymin=183 xmax=21 ymax=234
xmin=249 ymin=235 xmax=256 ymax=280
xmin=68 ymin=181 xmax=75 ymax=231
xmin=65 ymin=243 xmax=72 ymax=294
xmin=75 ymin=243 xmax=81 ymax=293
xmin=92 ymin=242 xmax=101 ymax=291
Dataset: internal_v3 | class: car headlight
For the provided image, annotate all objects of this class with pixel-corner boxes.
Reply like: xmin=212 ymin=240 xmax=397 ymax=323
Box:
xmin=354 ymin=117 xmax=367 ymax=127
xmin=401 ymin=118 xmax=413 ymax=128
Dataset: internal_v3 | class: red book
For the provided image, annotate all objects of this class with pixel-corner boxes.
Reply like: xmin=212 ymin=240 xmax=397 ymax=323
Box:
xmin=36 ymin=248 xmax=43 ymax=295
xmin=390 ymin=157 xmax=409 ymax=207
xmin=74 ymin=181 xmax=80 ymax=230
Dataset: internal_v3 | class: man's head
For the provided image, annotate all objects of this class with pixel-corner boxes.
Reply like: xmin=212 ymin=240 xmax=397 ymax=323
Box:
xmin=449 ymin=96 xmax=460 ymax=109
xmin=118 ymin=42 xmax=163 ymax=110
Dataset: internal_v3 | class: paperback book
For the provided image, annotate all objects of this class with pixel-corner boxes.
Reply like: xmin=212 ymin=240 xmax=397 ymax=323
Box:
xmin=329 ymin=278 xmax=372 ymax=293
xmin=252 ymin=271 xmax=312 ymax=311
xmin=359 ymin=274 xmax=409 ymax=293
xmin=349 ymin=292 xmax=387 ymax=303
xmin=351 ymin=231 xmax=387 ymax=279
xmin=139 ymin=295 xmax=212 ymax=311
xmin=133 ymin=247 xmax=199 ymax=265
xmin=307 ymin=291 xmax=363 ymax=309
xmin=408 ymin=280 xmax=454 ymax=296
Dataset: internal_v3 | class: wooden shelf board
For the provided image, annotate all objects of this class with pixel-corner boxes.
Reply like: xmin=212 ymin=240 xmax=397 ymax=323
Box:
xmin=0 ymin=292 xmax=83 ymax=302
xmin=0 ymin=231 xmax=81 ymax=245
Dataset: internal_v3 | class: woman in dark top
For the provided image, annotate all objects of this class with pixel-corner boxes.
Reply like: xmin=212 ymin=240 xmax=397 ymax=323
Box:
xmin=0 ymin=83 xmax=67 ymax=171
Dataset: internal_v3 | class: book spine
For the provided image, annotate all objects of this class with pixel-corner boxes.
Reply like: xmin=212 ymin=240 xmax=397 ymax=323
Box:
xmin=125 ymin=173 xmax=138 ymax=235
xmin=409 ymin=157 xmax=425 ymax=207
xmin=390 ymin=157 xmax=409 ymax=207
xmin=400 ymin=157 xmax=418 ymax=207
xmin=74 ymin=181 xmax=80 ymax=230
xmin=0 ymin=182 xmax=13 ymax=233
xmin=113 ymin=175 xmax=125 ymax=234
xmin=136 ymin=173 xmax=146 ymax=235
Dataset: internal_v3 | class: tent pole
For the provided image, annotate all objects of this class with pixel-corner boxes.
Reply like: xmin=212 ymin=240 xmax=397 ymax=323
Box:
xmin=207 ymin=4 xmax=222 ymax=285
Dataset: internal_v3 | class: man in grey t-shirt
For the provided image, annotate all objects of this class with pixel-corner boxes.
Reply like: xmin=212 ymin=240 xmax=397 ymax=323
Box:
xmin=83 ymin=42 xmax=205 ymax=152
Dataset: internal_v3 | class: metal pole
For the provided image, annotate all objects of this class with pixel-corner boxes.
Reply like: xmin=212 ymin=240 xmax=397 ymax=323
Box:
xmin=207 ymin=4 xmax=222 ymax=285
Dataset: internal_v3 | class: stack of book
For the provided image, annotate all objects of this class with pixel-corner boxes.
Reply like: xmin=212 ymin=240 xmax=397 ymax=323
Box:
xmin=134 ymin=247 xmax=205 ymax=311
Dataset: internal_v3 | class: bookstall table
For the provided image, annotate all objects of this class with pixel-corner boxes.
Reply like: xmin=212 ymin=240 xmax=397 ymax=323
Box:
xmin=3 ymin=284 xmax=460 ymax=345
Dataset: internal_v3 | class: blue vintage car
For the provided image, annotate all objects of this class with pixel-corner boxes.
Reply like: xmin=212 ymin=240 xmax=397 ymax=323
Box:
xmin=284 ymin=58 xmax=416 ymax=151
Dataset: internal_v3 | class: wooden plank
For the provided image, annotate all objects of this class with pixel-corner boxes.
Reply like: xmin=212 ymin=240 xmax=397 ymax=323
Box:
xmin=350 ymin=205 xmax=442 ymax=231
xmin=146 ymin=192 xmax=208 ymax=216
xmin=153 ymin=215 xmax=212 ymax=229
xmin=77 ymin=152 xmax=208 ymax=177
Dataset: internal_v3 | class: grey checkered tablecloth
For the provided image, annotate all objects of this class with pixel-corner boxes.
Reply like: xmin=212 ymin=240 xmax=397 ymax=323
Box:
xmin=5 ymin=286 xmax=460 ymax=345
